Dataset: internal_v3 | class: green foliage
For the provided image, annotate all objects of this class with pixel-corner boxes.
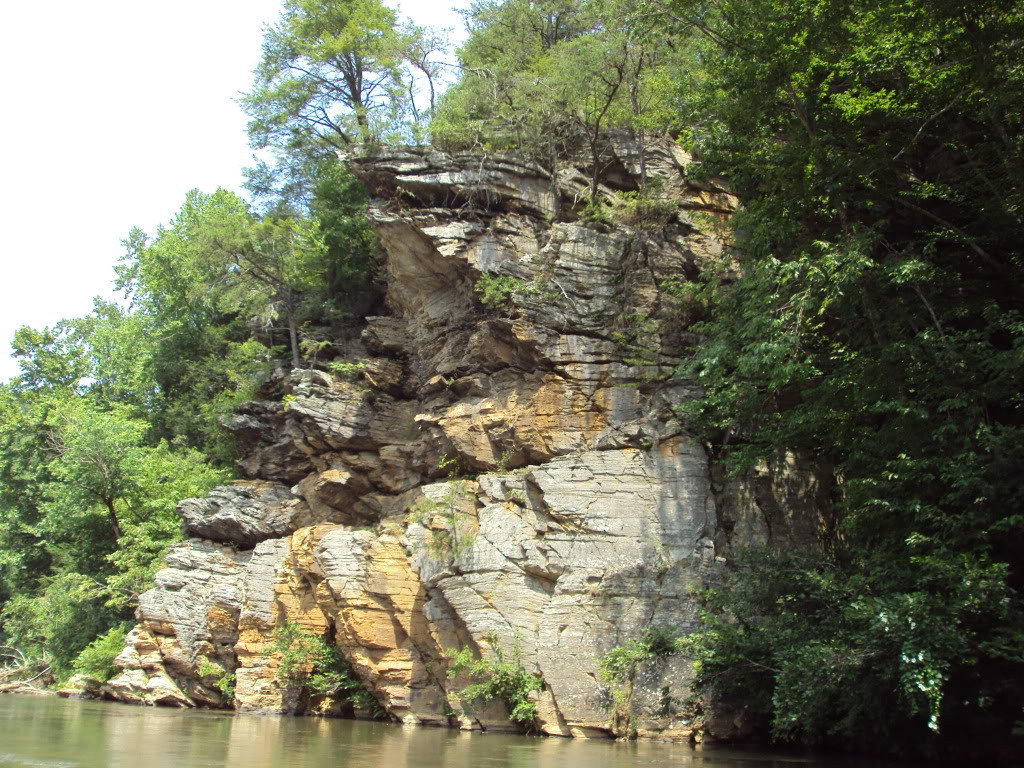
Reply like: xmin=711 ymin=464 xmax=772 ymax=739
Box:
xmin=611 ymin=180 xmax=679 ymax=229
xmin=1 ymin=301 xmax=225 ymax=671
xmin=431 ymin=0 xmax=697 ymax=193
xmin=307 ymin=158 xmax=380 ymax=316
xmin=243 ymin=0 xmax=412 ymax=151
xmin=579 ymin=195 xmax=612 ymax=225
xmin=102 ymin=441 xmax=227 ymax=610
xmin=431 ymin=0 xmax=601 ymax=157
xmin=408 ymin=481 xmax=477 ymax=562
xmin=598 ymin=626 xmax=681 ymax=689
xmin=198 ymin=659 xmax=236 ymax=703
xmin=326 ymin=359 xmax=366 ymax=380
xmin=655 ymin=0 xmax=1024 ymax=757
xmin=474 ymin=274 xmax=526 ymax=312
xmin=0 ymin=4 xmax=389 ymax=697
xmin=268 ymin=623 xmax=382 ymax=714
xmin=598 ymin=626 xmax=683 ymax=726
xmin=1 ymin=574 xmax=118 ymax=680
xmin=72 ymin=625 xmax=128 ymax=683
xmin=240 ymin=0 xmax=447 ymax=204
xmin=677 ymin=547 xmax=1018 ymax=750
xmin=446 ymin=633 xmax=544 ymax=728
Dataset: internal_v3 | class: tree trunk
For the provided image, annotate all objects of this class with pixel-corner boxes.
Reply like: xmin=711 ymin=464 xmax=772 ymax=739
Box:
xmin=288 ymin=311 xmax=300 ymax=370
xmin=104 ymin=498 xmax=123 ymax=541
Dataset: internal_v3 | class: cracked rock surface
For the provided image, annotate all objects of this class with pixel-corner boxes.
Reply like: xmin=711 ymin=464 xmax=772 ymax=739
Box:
xmin=105 ymin=139 xmax=828 ymax=740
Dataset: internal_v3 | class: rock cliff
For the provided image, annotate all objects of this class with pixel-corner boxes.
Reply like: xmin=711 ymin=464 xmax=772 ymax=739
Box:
xmin=100 ymin=139 xmax=828 ymax=740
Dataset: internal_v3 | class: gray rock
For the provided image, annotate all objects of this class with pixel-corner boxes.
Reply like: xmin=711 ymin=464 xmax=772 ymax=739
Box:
xmin=179 ymin=482 xmax=311 ymax=549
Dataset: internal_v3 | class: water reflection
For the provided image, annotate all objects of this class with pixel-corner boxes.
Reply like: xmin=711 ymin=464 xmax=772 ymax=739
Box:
xmin=0 ymin=696 xmax=901 ymax=768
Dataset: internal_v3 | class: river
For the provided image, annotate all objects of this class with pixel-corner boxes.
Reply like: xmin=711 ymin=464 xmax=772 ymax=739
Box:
xmin=0 ymin=696 xmax=906 ymax=768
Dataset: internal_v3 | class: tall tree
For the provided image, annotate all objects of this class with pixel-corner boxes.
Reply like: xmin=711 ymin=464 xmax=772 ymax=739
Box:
xmin=199 ymin=211 xmax=329 ymax=370
xmin=243 ymin=0 xmax=426 ymax=152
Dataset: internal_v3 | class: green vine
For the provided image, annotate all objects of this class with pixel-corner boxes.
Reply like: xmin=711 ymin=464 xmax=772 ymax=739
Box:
xmin=598 ymin=626 xmax=683 ymax=720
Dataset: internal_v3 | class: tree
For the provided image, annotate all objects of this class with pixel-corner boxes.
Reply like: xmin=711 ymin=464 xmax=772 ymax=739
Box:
xmin=0 ymin=387 xmax=225 ymax=667
xmin=204 ymin=213 xmax=328 ymax=370
xmin=308 ymin=157 xmax=380 ymax=317
xmin=0 ymin=386 xmax=58 ymax=603
xmin=44 ymin=399 xmax=148 ymax=543
xmin=243 ymin=0 xmax=421 ymax=152
xmin=537 ymin=32 xmax=632 ymax=197
xmin=430 ymin=0 xmax=689 ymax=193
xmin=431 ymin=0 xmax=601 ymax=156
xmin=9 ymin=323 xmax=89 ymax=393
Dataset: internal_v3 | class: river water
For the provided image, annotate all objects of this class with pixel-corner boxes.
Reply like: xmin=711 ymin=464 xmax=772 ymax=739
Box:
xmin=0 ymin=696 xmax=905 ymax=768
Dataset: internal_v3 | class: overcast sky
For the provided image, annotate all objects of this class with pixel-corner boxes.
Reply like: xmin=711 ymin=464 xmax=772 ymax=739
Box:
xmin=0 ymin=0 xmax=467 ymax=382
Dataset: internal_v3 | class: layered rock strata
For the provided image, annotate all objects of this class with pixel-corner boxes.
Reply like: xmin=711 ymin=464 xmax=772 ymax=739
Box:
xmin=101 ymin=139 xmax=827 ymax=739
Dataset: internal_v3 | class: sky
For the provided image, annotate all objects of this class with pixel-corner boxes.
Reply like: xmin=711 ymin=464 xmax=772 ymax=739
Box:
xmin=0 ymin=0 xmax=468 ymax=383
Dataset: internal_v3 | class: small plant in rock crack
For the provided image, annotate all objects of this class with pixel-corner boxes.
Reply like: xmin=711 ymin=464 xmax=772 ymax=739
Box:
xmin=475 ymin=273 xmax=526 ymax=313
xmin=446 ymin=633 xmax=544 ymax=729
xmin=327 ymin=359 xmax=366 ymax=381
xmin=408 ymin=480 xmax=477 ymax=562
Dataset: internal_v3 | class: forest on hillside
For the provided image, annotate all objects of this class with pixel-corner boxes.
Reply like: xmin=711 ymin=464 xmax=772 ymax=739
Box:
xmin=1 ymin=0 xmax=1022 ymax=759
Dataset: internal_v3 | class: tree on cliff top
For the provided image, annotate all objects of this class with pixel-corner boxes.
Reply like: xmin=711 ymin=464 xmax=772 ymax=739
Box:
xmin=430 ymin=0 xmax=694 ymax=194
xmin=243 ymin=0 xmax=449 ymax=155
xmin=244 ymin=0 xmax=405 ymax=150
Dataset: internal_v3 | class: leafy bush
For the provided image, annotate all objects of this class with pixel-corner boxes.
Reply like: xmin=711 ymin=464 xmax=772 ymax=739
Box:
xmin=72 ymin=625 xmax=128 ymax=682
xmin=268 ymin=623 xmax=382 ymax=714
xmin=598 ymin=626 xmax=683 ymax=721
xmin=598 ymin=626 xmax=681 ymax=688
xmin=447 ymin=634 xmax=544 ymax=728
xmin=198 ymin=658 xmax=236 ymax=703
xmin=613 ymin=191 xmax=678 ymax=229
xmin=674 ymin=547 xmax=1023 ymax=753
xmin=1 ymin=574 xmax=118 ymax=681
xmin=474 ymin=274 xmax=526 ymax=312
xmin=579 ymin=196 xmax=612 ymax=225
xmin=326 ymin=359 xmax=366 ymax=380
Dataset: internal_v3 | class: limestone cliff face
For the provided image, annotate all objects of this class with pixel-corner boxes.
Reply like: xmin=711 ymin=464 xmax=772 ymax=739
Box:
xmin=102 ymin=140 xmax=828 ymax=739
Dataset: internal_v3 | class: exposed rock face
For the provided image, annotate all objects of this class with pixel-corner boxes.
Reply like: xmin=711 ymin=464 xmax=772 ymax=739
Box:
xmin=179 ymin=482 xmax=311 ymax=548
xmin=106 ymin=138 xmax=825 ymax=740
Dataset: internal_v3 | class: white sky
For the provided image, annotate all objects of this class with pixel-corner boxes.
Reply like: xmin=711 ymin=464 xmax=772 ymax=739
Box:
xmin=0 ymin=0 xmax=468 ymax=382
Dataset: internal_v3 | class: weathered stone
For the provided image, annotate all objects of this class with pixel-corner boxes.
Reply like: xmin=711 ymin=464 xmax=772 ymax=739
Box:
xmin=109 ymin=139 xmax=826 ymax=742
xmin=179 ymin=482 xmax=312 ymax=549
xmin=222 ymin=401 xmax=316 ymax=483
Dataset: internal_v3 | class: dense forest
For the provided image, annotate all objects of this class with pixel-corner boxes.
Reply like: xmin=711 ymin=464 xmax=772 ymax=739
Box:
xmin=2 ymin=0 xmax=1022 ymax=759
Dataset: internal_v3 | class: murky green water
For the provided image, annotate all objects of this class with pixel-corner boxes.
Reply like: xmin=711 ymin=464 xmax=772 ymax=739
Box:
xmin=0 ymin=696 xmax=905 ymax=768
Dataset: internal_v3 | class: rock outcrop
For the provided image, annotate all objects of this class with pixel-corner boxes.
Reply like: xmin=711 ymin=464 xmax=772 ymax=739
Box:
xmin=102 ymin=138 xmax=827 ymax=740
